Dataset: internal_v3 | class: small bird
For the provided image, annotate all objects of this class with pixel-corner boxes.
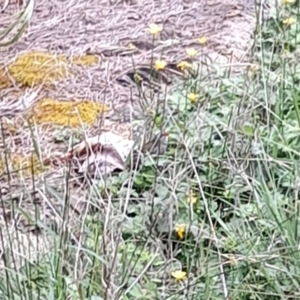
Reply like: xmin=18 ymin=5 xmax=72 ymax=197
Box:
xmin=129 ymin=131 xmax=169 ymax=169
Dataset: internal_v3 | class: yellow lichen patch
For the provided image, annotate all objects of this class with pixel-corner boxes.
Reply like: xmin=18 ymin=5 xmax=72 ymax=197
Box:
xmin=29 ymin=98 xmax=109 ymax=127
xmin=71 ymin=54 xmax=100 ymax=66
xmin=0 ymin=153 xmax=45 ymax=176
xmin=8 ymin=51 xmax=71 ymax=87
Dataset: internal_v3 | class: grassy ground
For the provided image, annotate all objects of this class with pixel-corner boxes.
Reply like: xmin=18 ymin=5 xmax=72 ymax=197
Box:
xmin=1 ymin=1 xmax=300 ymax=300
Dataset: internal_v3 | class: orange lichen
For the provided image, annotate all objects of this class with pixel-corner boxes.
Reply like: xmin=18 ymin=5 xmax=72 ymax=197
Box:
xmin=29 ymin=98 xmax=109 ymax=127
xmin=8 ymin=51 xmax=71 ymax=87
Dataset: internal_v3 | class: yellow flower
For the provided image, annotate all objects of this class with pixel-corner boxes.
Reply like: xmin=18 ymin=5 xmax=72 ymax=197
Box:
xmin=145 ymin=107 xmax=156 ymax=117
xmin=187 ymin=190 xmax=197 ymax=205
xmin=177 ymin=61 xmax=192 ymax=71
xmin=249 ymin=64 xmax=260 ymax=72
xmin=128 ymin=43 xmax=137 ymax=49
xmin=149 ymin=23 xmax=163 ymax=36
xmin=187 ymin=92 xmax=199 ymax=104
xmin=133 ymin=72 xmax=142 ymax=83
xmin=176 ymin=224 xmax=185 ymax=240
xmin=283 ymin=17 xmax=296 ymax=26
xmin=171 ymin=270 xmax=187 ymax=281
xmin=229 ymin=255 xmax=237 ymax=266
xmin=154 ymin=59 xmax=167 ymax=71
xmin=186 ymin=47 xmax=197 ymax=58
xmin=198 ymin=36 xmax=208 ymax=45
xmin=283 ymin=49 xmax=291 ymax=57
xmin=282 ymin=0 xmax=294 ymax=4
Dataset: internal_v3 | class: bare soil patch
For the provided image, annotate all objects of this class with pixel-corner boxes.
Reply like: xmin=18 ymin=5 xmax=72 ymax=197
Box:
xmin=1 ymin=0 xmax=268 ymax=98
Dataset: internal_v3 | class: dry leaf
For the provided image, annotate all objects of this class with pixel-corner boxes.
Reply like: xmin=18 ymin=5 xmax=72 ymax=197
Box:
xmin=48 ymin=132 xmax=135 ymax=178
xmin=78 ymin=145 xmax=125 ymax=176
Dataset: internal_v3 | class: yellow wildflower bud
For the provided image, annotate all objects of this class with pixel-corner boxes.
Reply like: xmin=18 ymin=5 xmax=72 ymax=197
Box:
xmin=198 ymin=36 xmax=208 ymax=45
xmin=171 ymin=270 xmax=187 ymax=281
xmin=149 ymin=23 xmax=163 ymax=36
xmin=154 ymin=59 xmax=167 ymax=71
xmin=186 ymin=47 xmax=197 ymax=58
xmin=133 ymin=72 xmax=142 ymax=83
xmin=249 ymin=64 xmax=260 ymax=72
xmin=283 ymin=17 xmax=296 ymax=26
xmin=229 ymin=255 xmax=237 ymax=266
xmin=176 ymin=224 xmax=185 ymax=240
xmin=282 ymin=0 xmax=294 ymax=4
xmin=187 ymin=92 xmax=199 ymax=104
xmin=187 ymin=190 xmax=197 ymax=204
xmin=177 ymin=61 xmax=192 ymax=71
xmin=128 ymin=43 xmax=137 ymax=49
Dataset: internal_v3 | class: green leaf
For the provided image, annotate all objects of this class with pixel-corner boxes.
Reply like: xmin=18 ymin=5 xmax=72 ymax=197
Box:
xmin=168 ymin=91 xmax=189 ymax=112
xmin=155 ymin=185 xmax=169 ymax=199
xmin=240 ymin=124 xmax=254 ymax=137
xmin=128 ymin=281 xmax=144 ymax=298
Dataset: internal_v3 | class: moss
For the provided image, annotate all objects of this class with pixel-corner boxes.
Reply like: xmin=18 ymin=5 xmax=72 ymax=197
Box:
xmin=29 ymin=98 xmax=109 ymax=127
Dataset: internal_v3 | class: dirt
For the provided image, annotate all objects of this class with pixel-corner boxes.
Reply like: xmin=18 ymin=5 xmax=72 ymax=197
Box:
xmin=0 ymin=0 xmax=271 ymax=99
